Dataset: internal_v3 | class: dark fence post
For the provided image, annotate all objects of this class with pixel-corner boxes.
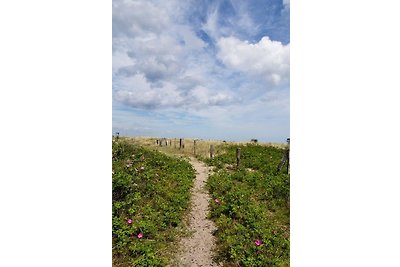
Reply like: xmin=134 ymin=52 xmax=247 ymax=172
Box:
xmin=180 ymin=138 xmax=184 ymax=149
xmin=276 ymin=138 xmax=290 ymax=174
xmin=210 ymin=145 xmax=214 ymax=159
xmin=236 ymin=147 xmax=241 ymax=167
xmin=286 ymin=138 xmax=290 ymax=174
xmin=194 ymin=140 xmax=197 ymax=156
xmin=276 ymin=154 xmax=287 ymax=174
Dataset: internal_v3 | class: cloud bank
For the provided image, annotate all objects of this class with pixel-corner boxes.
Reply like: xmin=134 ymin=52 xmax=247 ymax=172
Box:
xmin=217 ymin=36 xmax=289 ymax=85
xmin=113 ymin=0 xmax=290 ymax=141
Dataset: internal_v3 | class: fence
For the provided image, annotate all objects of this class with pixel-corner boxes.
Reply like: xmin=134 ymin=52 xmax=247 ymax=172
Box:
xmin=118 ymin=136 xmax=290 ymax=174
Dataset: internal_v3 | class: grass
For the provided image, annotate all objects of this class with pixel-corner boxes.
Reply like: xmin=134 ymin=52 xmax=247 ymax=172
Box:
xmin=112 ymin=138 xmax=196 ymax=266
xmin=205 ymin=144 xmax=290 ymax=266
xmin=123 ymin=136 xmax=287 ymax=160
xmin=112 ymin=136 xmax=290 ymax=266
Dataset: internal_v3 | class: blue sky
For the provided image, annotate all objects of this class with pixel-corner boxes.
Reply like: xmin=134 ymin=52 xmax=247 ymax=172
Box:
xmin=112 ymin=0 xmax=289 ymax=142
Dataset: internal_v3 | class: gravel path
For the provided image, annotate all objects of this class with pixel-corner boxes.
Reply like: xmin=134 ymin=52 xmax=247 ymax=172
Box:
xmin=177 ymin=158 xmax=219 ymax=267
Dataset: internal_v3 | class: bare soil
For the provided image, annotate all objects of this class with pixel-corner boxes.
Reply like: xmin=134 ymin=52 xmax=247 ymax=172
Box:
xmin=175 ymin=158 xmax=219 ymax=267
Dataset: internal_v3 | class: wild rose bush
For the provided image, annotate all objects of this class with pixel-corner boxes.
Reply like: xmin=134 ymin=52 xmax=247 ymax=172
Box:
xmin=206 ymin=144 xmax=290 ymax=266
xmin=112 ymin=139 xmax=195 ymax=266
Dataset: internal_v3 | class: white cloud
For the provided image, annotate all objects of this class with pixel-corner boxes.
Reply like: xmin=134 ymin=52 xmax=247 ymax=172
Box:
xmin=114 ymin=73 xmax=238 ymax=110
xmin=227 ymin=1 xmax=259 ymax=37
xmin=188 ymin=86 xmax=237 ymax=107
xmin=201 ymin=5 xmax=220 ymax=40
xmin=217 ymin=36 xmax=290 ymax=85
xmin=112 ymin=51 xmax=135 ymax=74
xmin=112 ymin=0 xmax=171 ymax=37
xmin=114 ymin=74 xmax=183 ymax=109
xmin=112 ymin=0 xmax=290 ymax=141
xmin=113 ymin=0 xmax=233 ymax=110
xmin=112 ymin=0 xmax=289 ymax=140
xmin=283 ymin=0 xmax=290 ymax=8
xmin=178 ymin=25 xmax=207 ymax=50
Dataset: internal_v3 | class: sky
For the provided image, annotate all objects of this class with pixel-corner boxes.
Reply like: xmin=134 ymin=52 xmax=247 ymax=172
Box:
xmin=112 ymin=0 xmax=289 ymax=142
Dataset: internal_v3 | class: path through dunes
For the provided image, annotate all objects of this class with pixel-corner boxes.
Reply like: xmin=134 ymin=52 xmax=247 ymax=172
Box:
xmin=177 ymin=158 xmax=219 ymax=267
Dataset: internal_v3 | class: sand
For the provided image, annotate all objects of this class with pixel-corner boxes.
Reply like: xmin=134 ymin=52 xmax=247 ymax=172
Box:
xmin=176 ymin=158 xmax=219 ymax=267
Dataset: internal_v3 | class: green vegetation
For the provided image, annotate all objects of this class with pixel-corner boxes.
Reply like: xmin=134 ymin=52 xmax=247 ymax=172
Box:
xmin=205 ymin=144 xmax=290 ymax=266
xmin=112 ymin=139 xmax=195 ymax=266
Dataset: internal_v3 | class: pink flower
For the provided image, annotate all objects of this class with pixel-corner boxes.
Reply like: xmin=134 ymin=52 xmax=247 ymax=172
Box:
xmin=127 ymin=219 xmax=132 ymax=224
xmin=137 ymin=232 xmax=143 ymax=239
xmin=214 ymin=198 xmax=220 ymax=204
xmin=255 ymin=239 xmax=262 ymax=246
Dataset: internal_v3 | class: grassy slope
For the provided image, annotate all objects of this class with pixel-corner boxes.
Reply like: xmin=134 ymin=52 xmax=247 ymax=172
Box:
xmin=205 ymin=144 xmax=290 ymax=266
xmin=112 ymin=137 xmax=290 ymax=266
xmin=112 ymin=138 xmax=195 ymax=266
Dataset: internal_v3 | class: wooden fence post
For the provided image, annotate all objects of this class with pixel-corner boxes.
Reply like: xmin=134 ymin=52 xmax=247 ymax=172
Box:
xmin=276 ymin=154 xmax=287 ymax=174
xmin=236 ymin=147 xmax=241 ymax=167
xmin=286 ymin=138 xmax=290 ymax=174
xmin=174 ymin=138 xmax=176 ymax=148
xmin=210 ymin=145 xmax=214 ymax=159
xmin=276 ymin=138 xmax=290 ymax=174
xmin=194 ymin=140 xmax=197 ymax=156
xmin=180 ymin=138 xmax=184 ymax=149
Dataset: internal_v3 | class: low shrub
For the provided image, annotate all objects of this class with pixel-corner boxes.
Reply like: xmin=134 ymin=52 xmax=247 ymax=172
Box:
xmin=112 ymin=139 xmax=195 ymax=266
xmin=206 ymin=144 xmax=290 ymax=266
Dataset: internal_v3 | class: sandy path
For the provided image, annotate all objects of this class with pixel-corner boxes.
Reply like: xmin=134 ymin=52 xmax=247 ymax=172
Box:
xmin=177 ymin=158 xmax=219 ymax=267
